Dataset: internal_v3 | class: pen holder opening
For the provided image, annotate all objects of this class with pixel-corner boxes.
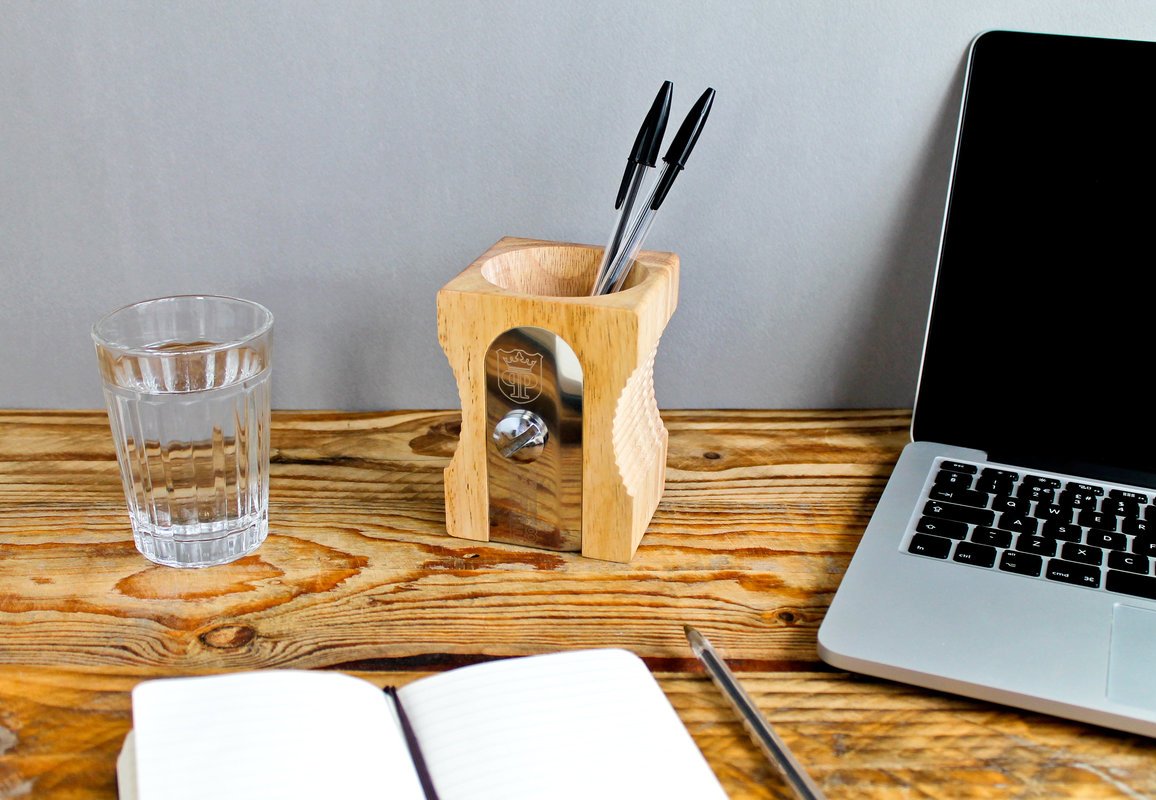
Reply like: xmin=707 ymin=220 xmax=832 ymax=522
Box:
xmin=478 ymin=243 xmax=650 ymax=297
xmin=437 ymin=237 xmax=679 ymax=562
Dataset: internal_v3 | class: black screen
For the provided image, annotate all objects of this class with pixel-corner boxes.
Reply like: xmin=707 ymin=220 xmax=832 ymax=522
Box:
xmin=912 ymin=30 xmax=1156 ymax=485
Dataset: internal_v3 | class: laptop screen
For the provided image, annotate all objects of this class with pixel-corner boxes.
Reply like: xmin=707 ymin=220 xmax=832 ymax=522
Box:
xmin=912 ymin=30 xmax=1156 ymax=485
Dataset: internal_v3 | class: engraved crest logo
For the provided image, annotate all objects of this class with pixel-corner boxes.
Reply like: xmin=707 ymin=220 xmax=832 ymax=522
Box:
xmin=497 ymin=348 xmax=543 ymax=404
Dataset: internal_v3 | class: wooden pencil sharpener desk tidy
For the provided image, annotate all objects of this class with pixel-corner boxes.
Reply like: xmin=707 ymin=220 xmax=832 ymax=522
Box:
xmin=437 ymin=237 xmax=679 ymax=562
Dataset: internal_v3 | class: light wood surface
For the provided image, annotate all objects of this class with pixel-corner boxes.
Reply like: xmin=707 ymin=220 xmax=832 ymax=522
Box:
xmin=437 ymin=237 xmax=678 ymax=561
xmin=2 ymin=409 xmax=1155 ymax=798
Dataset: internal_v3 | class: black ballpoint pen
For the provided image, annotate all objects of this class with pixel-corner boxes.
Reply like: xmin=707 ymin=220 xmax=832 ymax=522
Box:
xmin=684 ymin=625 xmax=826 ymax=800
xmin=598 ymin=87 xmax=715 ymax=294
xmin=590 ymin=81 xmax=673 ymax=296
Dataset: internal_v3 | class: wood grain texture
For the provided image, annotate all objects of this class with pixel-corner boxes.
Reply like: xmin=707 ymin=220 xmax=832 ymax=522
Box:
xmin=437 ymin=237 xmax=678 ymax=561
xmin=2 ymin=409 xmax=1155 ymax=798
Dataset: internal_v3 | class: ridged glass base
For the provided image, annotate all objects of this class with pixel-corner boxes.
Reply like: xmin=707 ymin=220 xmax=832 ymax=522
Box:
xmin=132 ymin=512 xmax=268 ymax=568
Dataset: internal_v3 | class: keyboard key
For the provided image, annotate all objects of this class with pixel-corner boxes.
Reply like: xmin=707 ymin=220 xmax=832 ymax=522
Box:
xmin=1067 ymin=481 xmax=1105 ymax=496
xmin=999 ymin=549 xmax=1042 ymax=577
xmin=998 ymin=514 xmax=1038 ymax=536
xmin=983 ymin=467 xmax=1019 ymax=482
xmin=1059 ymin=490 xmax=1099 ymax=510
xmin=940 ymin=461 xmax=978 ymax=475
xmin=1110 ymin=488 xmax=1149 ymax=503
xmin=1102 ymin=498 xmax=1140 ymax=518
xmin=1061 ymin=542 xmax=1104 ymax=565
xmin=1086 ymin=530 xmax=1127 ymax=551
xmin=1107 ymin=570 xmax=1156 ymax=600
xmin=929 ymin=487 xmax=990 ymax=508
xmin=992 ymin=496 xmax=1030 ymax=514
xmin=977 ymin=472 xmax=1015 ymax=495
xmin=1133 ymin=536 xmax=1156 ymax=558
xmin=1077 ymin=510 xmax=1116 ymax=531
xmin=1121 ymin=517 xmax=1154 ymax=537
xmin=1041 ymin=521 xmax=1083 ymax=542
xmin=1016 ymin=534 xmax=1056 ymax=557
xmin=1033 ymin=503 xmax=1072 ymax=523
xmin=916 ymin=516 xmax=967 ymax=540
xmin=1046 ymin=559 xmax=1101 ymax=589
xmin=953 ymin=541 xmax=997 ymax=568
xmin=971 ymin=526 xmax=1012 ymax=548
xmin=1108 ymin=550 xmax=1150 ymax=575
xmin=908 ymin=533 xmax=952 ymax=559
xmin=934 ymin=471 xmax=973 ymax=490
xmin=923 ymin=500 xmax=994 ymax=526
xmin=1024 ymin=474 xmax=1061 ymax=490
xmin=1017 ymin=484 xmax=1055 ymax=504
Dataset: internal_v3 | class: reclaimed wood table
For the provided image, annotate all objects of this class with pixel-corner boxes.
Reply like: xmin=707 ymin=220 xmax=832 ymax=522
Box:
xmin=1 ymin=409 xmax=1155 ymax=798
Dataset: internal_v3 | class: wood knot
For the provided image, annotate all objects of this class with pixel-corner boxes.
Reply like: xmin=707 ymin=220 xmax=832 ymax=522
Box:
xmin=703 ymin=451 xmax=721 ymax=460
xmin=408 ymin=419 xmax=462 ymax=457
xmin=199 ymin=624 xmax=257 ymax=649
xmin=774 ymin=609 xmax=801 ymax=626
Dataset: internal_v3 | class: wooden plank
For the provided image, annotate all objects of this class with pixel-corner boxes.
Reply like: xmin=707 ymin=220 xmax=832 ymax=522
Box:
xmin=0 ymin=410 xmax=905 ymax=672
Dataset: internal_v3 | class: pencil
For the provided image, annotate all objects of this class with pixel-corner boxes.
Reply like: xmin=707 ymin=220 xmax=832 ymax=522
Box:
xmin=684 ymin=625 xmax=826 ymax=800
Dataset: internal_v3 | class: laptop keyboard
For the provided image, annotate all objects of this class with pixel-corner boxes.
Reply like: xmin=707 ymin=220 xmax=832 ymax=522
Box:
xmin=904 ymin=459 xmax=1156 ymax=600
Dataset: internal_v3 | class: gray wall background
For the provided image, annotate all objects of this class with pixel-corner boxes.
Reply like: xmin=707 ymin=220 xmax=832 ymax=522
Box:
xmin=4 ymin=1 xmax=1155 ymax=410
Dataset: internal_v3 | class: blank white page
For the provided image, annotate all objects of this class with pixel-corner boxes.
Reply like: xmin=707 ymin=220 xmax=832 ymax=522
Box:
xmin=398 ymin=648 xmax=727 ymax=800
xmin=129 ymin=671 xmax=426 ymax=800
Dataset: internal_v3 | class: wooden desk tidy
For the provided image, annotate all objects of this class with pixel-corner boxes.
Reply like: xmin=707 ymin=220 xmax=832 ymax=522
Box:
xmin=437 ymin=237 xmax=679 ymax=562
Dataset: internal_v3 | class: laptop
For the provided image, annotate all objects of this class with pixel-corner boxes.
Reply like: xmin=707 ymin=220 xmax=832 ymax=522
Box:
xmin=817 ymin=29 xmax=1156 ymax=737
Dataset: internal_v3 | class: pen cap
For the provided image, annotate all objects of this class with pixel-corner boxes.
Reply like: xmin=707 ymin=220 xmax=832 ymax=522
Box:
xmin=652 ymin=87 xmax=716 ymax=209
xmin=629 ymin=81 xmax=674 ymax=168
xmin=616 ymin=81 xmax=674 ymax=209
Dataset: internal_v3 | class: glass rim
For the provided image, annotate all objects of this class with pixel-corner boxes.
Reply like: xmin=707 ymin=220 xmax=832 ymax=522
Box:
xmin=91 ymin=294 xmax=274 ymax=356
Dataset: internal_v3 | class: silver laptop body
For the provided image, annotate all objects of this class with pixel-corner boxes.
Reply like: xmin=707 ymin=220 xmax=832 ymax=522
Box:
xmin=818 ymin=30 xmax=1156 ymax=736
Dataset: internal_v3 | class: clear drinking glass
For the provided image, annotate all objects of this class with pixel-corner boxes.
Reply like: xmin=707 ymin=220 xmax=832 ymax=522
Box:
xmin=92 ymin=295 xmax=274 ymax=568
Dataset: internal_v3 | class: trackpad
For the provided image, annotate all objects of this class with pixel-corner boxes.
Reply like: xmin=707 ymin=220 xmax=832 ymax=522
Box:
xmin=1108 ymin=604 xmax=1156 ymax=709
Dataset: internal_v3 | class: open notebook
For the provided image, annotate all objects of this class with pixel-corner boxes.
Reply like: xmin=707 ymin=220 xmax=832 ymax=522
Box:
xmin=818 ymin=30 xmax=1156 ymax=736
xmin=116 ymin=648 xmax=727 ymax=800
